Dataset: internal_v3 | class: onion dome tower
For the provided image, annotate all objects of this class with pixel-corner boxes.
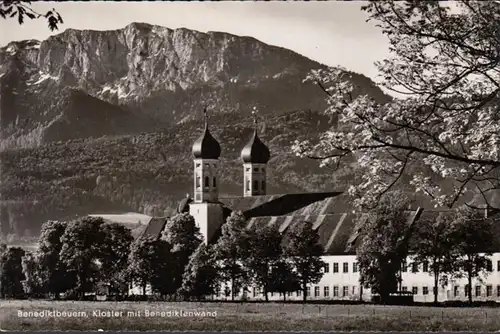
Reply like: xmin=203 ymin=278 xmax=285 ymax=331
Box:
xmin=241 ymin=107 xmax=270 ymax=197
xmin=192 ymin=108 xmax=221 ymax=203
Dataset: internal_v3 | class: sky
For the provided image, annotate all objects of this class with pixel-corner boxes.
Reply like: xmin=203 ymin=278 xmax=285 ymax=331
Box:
xmin=0 ymin=1 xmax=391 ymax=87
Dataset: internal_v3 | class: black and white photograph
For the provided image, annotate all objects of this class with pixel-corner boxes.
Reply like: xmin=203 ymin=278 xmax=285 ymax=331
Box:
xmin=1 ymin=0 xmax=500 ymax=331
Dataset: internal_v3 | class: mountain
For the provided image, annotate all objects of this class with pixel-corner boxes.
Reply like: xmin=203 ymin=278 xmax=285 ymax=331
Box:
xmin=0 ymin=23 xmax=390 ymax=238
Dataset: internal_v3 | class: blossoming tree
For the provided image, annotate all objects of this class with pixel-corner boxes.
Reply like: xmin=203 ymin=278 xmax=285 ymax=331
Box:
xmin=293 ymin=1 xmax=500 ymax=209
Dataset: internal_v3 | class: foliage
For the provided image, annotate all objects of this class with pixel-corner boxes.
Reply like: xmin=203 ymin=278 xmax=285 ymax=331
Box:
xmin=356 ymin=191 xmax=413 ymax=303
xmin=243 ymin=224 xmax=283 ymax=302
xmin=59 ymin=217 xmax=107 ymax=297
xmin=268 ymin=260 xmax=301 ymax=301
xmin=294 ymin=1 xmax=500 ymax=210
xmin=127 ymin=236 xmax=173 ymax=296
xmin=99 ymin=223 xmax=134 ymax=294
xmin=21 ymin=251 xmax=44 ymax=297
xmin=0 ymin=1 xmax=63 ymax=30
xmin=179 ymin=243 xmax=219 ymax=301
xmin=161 ymin=213 xmax=202 ymax=293
xmin=412 ymin=212 xmax=458 ymax=303
xmin=36 ymin=220 xmax=73 ymax=296
xmin=451 ymin=205 xmax=495 ymax=304
xmin=0 ymin=246 xmax=25 ymax=298
xmin=282 ymin=219 xmax=325 ymax=303
xmin=213 ymin=211 xmax=251 ymax=301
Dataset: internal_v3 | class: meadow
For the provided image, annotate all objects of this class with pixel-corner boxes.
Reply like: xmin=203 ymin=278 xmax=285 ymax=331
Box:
xmin=1 ymin=300 xmax=500 ymax=331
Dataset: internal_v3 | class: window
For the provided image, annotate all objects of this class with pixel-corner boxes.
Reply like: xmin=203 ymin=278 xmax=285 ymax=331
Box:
xmin=422 ymin=261 xmax=429 ymax=272
xmin=204 ymin=163 xmax=209 ymax=168
xmin=314 ymin=286 xmax=320 ymax=297
xmin=402 ymin=261 xmax=407 ymax=272
xmin=253 ymin=180 xmax=259 ymax=191
xmin=270 ymin=292 xmax=274 ymax=297
xmin=246 ymin=179 xmax=250 ymax=191
xmin=465 ymin=285 xmax=469 ymax=297
xmin=324 ymin=286 xmax=330 ymax=297
xmin=253 ymin=287 xmax=257 ymax=297
xmin=412 ymin=287 xmax=418 ymax=295
xmin=333 ymin=263 xmax=339 ymax=273
xmin=487 ymin=285 xmax=493 ymax=297
xmin=287 ymin=292 xmax=292 ymax=297
xmin=196 ymin=176 xmax=201 ymax=188
xmin=196 ymin=163 xmax=201 ymax=168
xmin=352 ymin=286 xmax=356 ymax=295
xmin=353 ymin=262 xmax=359 ymax=273
xmin=423 ymin=286 xmax=429 ymax=295
xmin=497 ymin=260 xmax=500 ymax=272
xmin=343 ymin=262 xmax=349 ymax=273
xmin=213 ymin=177 xmax=216 ymax=188
xmin=297 ymin=290 xmax=302 ymax=297
xmin=411 ymin=262 xmax=419 ymax=273
xmin=254 ymin=168 xmax=259 ymax=172
xmin=497 ymin=285 xmax=500 ymax=297
xmin=333 ymin=286 xmax=339 ymax=297
xmin=454 ymin=286 xmax=459 ymax=297
xmin=343 ymin=286 xmax=348 ymax=297
xmin=487 ymin=260 xmax=493 ymax=272
xmin=246 ymin=167 xmax=250 ymax=172
xmin=475 ymin=285 xmax=481 ymax=297
xmin=323 ymin=263 xmax=330 ymax=273
xmin=306 ymin=287 xmax=311 ymax=297
xmin=261 ymin=180 xmax=265 ymax=191
xmin=204 ymin=176 xmax=209 ymax=188
xmin=402 ymin=286 xmax=408 ymax=292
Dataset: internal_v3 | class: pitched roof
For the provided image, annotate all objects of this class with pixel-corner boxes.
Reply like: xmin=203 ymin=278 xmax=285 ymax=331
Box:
xmin=245 ymin=209 xmax=422 ymax=256
xmin=219 ymin=191 xmax=346 ymax=217
xmin=140 ymin=217 xmax=167 ymax=239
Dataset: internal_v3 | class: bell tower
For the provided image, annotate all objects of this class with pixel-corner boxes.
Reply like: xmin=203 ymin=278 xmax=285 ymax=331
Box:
xmin=240 ymin=107 xmax=271 ymax=197
xmin=191 ymin=108 xmax=221 ymax=203
xmin=190 ymin=108 xmax=224 ymax=244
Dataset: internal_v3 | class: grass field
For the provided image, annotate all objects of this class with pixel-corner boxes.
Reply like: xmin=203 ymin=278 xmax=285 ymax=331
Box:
xmin=1 ymin=300 xmax=500 ymax=331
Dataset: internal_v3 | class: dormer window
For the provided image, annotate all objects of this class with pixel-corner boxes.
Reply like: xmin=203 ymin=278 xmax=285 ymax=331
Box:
xmin=253 ymin=180 xmax=259 ymax=191
xmin=254 ymin=168 xmax=258 ymax=172
xmin=204 ymin=176 xmax=209 ymax=188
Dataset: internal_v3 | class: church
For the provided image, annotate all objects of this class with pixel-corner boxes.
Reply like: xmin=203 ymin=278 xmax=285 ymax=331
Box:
xmin=135 ymin=112 xmax=500 ymax=303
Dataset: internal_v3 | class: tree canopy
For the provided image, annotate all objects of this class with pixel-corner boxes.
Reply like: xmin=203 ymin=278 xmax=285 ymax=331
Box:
xmin=294 ymin=1 xmax=500 ymax=210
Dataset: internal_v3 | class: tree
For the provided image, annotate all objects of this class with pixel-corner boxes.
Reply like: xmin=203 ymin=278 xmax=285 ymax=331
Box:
xmin=0 ymin=247 xmax=25 ymax=298
xmin=59 ymin=217 xmax=107 ymax=298
xmin=283 ymin=220 xmax=325 ymax=303
xmin=161 ymin=213 xmax=202 ymax=294
xmin=412 ymin=212 xmax=458 ymax=303
xmin=36 ymin=220 xmax=73 ymax=298
xmin=268 ymin=260 xmax=301 ymax=302
xmin=294 ymin=1 xmax=500 ymax=210
xmin=243 ymin=224 xmax=283 ymax=302
xmin=1 ymin=1 xmax=63 ymax=31
xmin=451 ymin=206 xmax=495 ymax=305
xmin=213 ymin=211 xmax=251 ymax=301
xmin=100 ymin=223 xmax=134 ymax=295
xmin=21 ymin=251 xmax=44 ymax=298
xmin=356 ymin=191 xmax=413 ymax=303
xmin=127 ymin=236 xmax=173 ymax=297
xmin=179 ymin=243 xmax=219 ymax=301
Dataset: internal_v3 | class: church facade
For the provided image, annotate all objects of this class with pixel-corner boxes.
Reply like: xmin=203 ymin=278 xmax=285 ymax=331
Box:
xmin=137 ymin=114 xmax=500 ymax=303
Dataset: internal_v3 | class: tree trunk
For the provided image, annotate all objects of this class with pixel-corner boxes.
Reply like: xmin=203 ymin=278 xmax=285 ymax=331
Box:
xmin=433 ymin=267 xmax=439 ymax=304
xmin=283 ymin=292 xmax=286 ymax=302
xmin=467 ymin=271 xmax=473 ymax=306
xmin=264 ymin=283 xmax=269 ymax=302
xmin=302 ymin=281 xmax=307 ymax=303
xmin=142 ymin=284 xmax=146 ymax=297
xmin=359 ymin=286 xmax=363 ymax=301
xmin=230 ymin=275 xmax=235 ymax=301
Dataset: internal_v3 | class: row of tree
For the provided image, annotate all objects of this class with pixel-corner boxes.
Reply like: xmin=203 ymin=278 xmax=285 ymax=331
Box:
xmin=358 ymin=193 xmax=498 ymax=305
xmin=0 ymin=192 xmax=497 ymax=304
xmin=0 ymin=211 xmax=326 ymax=302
